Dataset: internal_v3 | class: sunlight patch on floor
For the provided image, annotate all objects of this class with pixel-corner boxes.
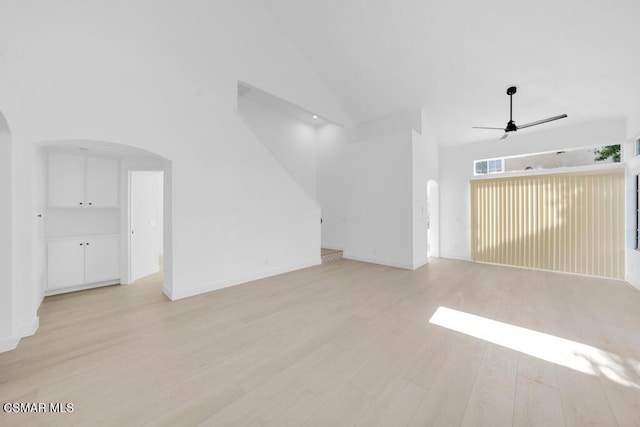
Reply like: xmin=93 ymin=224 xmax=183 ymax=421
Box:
xmin=429 ymin=306 xmax=640 ymax=389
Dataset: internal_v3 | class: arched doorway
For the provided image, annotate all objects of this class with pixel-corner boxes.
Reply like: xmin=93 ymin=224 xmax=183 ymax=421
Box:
xmin=427 ymin=180 xmax=439 ymax=258
xmin=35 ymin=139 xmax=173 ymax=300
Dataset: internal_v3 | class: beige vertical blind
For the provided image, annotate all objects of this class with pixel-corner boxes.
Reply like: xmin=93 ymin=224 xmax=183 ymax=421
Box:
xmin=471 ymin=168 xmax=624 ymax=279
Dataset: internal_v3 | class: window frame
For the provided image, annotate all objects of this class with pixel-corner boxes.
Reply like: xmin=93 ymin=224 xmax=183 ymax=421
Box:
xmin=474 ymin=158 xmax=504 ymax=176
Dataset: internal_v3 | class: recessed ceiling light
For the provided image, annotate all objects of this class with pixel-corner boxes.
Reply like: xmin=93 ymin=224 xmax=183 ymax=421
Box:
xmin=312 ymin=115 xmax=318 ymax=119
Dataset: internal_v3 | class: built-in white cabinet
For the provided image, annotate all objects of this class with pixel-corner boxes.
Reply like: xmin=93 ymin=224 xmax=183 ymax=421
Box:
xmin=86 ymin=157 xmax=119 ymax=207
xmin=84 ymin=237 xmax=120 ymax=284
xmin=48 ymin=152 xmax=119 ymax=208
xmin=47 ymin=239 xmax=85 ymax=289
xmin=47 ymin=236 xmax=119 ymax=294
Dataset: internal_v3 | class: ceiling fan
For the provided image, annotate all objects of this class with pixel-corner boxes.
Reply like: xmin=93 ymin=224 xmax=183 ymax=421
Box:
xmin=473 ymin=86 xmax=567 ymax=140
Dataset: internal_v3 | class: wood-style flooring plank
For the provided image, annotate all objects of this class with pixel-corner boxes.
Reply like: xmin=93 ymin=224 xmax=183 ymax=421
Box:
xmin=513 ymin=374 xmax=565 ymax=427
xmin=0 ymin=258 xmax=639 ymax=426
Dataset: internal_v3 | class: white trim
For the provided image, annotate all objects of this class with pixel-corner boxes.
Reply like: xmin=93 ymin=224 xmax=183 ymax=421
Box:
xmin=343 ymin=253 xmax=413 ymax=270
xmin=162 ymin=285 xmax=173 ymax=300
xmin=471 ymin=162 xmax=623 ymax=181
xmin=626 ymin=273 xmax=640 ymax=292
xmin=44 ymin=280 xmax=120 ymax=296
xmin=169 ymin=259 xmax=321 ymax=301
xmin=440 ymin=254 xmax=473 ymax=262
xmin=0 ymin=316 xmax=39 ymax=354
xmin=15 ymin=316 xmax=39 ymax=338
xmin=0 ymin=336 xmax=19 ymax=353
xmin=413 ymin=258 xmax=429 ymax=270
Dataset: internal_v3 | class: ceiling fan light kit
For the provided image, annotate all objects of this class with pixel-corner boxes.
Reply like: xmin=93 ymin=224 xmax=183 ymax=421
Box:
xmin=473 ymin=86 xmax=567 ymax=140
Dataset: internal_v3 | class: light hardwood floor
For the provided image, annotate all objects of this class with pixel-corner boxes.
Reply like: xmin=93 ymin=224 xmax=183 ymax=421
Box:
xmin=1 ymin=258 xmax=640 ymax=426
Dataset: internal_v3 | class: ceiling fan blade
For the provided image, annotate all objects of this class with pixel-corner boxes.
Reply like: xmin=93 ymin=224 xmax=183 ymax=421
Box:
xmin=472 ymin=126 xmax=505 ymax=130
xmin=517 ymin=114 xmax=568 ymax=130
xmin=500 ymin=132 xmax=509 ymax=140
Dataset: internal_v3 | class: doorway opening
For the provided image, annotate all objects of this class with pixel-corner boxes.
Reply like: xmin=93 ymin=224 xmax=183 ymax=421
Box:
xmin=129 ymin=171 xmax=164 ymax=283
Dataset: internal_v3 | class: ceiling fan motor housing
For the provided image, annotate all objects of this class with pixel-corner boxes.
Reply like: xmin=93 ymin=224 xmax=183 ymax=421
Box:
xmin=472 ymin=85 xmax=567 ymax=138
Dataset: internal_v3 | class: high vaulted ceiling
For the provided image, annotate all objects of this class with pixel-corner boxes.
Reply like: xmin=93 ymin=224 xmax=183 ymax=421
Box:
xmin=263 ymin=0 xmax=640 ymax=145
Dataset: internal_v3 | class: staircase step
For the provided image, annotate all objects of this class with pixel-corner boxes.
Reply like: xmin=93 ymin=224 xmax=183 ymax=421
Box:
xmin=321 ymin=248 xmax=343 ymax=264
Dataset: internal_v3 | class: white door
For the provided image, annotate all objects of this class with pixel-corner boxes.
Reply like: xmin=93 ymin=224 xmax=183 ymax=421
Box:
xmin=48 ymin=152 xmax=85 ymax=207
xmin=47 ymin=239 xmax=85 ymax=289
xmin=130 ymin=171 xmax=163 ymax=282
xmin=84 ymin=237 xmax=119 ymax=284
xmin=87 ymin=157 xmax=119 ymax=207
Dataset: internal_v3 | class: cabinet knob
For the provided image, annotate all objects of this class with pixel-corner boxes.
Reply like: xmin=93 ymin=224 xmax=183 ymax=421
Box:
xmin=79 ymin=202 xmax=83 ymax=205
xmin=80 ymin=243 xmax=83 ymax=246
xmin=89 ymin=202 xmax=93 ymax=205
xmin=86 ymin=242 xmax=90 ymax=245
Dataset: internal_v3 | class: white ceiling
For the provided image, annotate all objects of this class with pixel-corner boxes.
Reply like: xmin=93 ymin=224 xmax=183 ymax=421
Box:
xmin=262 ymin=0 xmax=640 ymax=145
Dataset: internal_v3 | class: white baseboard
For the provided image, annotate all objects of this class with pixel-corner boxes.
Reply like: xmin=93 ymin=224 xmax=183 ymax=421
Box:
xmin=44 ymin=280 xmax=120 ymax=296
xmin=413 ymin=258 xmax=429 ymax=270
xmin=0 ymin=336 xmax=19 ymax=353
xmin=626 ymin=273 xmax=640 ymax=291
xmin=321 ymin=244 xmax=344 ymax=251
xmin=343 ymin=253 xmax=413 ymax=270
xmin=16 ymin=316 xmax=39 ymax=338
xmin=0 ymin=316 xmax=39 ymax=354
xmin=440 ymin=254 xmax=473 ymax=262
xmin=169 ymin=259 xmax=321 ymax=301
xmin=162 ymin=285 xmax=173 ymax=300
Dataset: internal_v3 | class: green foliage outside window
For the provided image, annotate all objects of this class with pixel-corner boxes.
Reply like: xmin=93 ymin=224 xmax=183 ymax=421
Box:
xmin=594 ymin=145 xmax=620 ymax=162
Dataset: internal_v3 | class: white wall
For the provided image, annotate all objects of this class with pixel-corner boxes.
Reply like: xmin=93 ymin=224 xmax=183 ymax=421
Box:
xmin=317 ymin=123 xmax=349 ymax=250
xmin=45 ymin=209 xmax=120 ymax=238
xmin=11 ymin=131 xmax=37 ymax=345
xmin=439 ymin=118 xmax=627 ymax=261
xmin=238 ymin=94 xmax=318 ymax=201
xmin=238 ymin=90 xmax=353 ymax=252
xmin=412 ymin=130 xmax=429 ymax=267
xmin=343 ymin=112 xmax=414 ymax=268
xmin=0 ymin=5 xmax=16 ymax=350
xmin=32 ymin=148 xmax=46 ymax=305
xmin=1 ymin=0 xmax=350 ymax=349
xmin=339 ymin=108 xmax=440 ymax=270
xmin=0 ymin=115 xmax=12 ymax=349
xmin=427 ymin=180 xmax=439 ymax=258
xmin=0 ymin=4 xmax=38 ymax=350
xmin=624 ymin=112 xmax=640 ymax=289
xmin=412 ymin=113 xmax=440 ymax=267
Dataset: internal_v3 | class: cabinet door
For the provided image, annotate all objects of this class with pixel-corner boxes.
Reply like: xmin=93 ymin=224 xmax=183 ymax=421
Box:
xmin=84 ymin=237 xmax=119 ymax=284
xmin=48 ymin=152 xmax=85 ymax=207
xmin=47 ymin=240 xmax=85 ymax=289
xmin=86 ymin=157 xmax=119 ymax=207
